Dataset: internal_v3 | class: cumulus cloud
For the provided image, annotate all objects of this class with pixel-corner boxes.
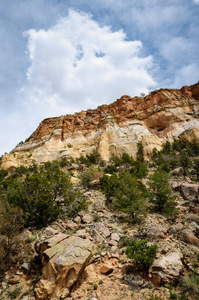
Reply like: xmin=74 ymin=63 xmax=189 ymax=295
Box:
xmin=160 ymin=37 xmax=197 ymax=65
xmin=193 ymin=0 xmax=199 ymax=4
xmin=173 ymin=63 xmax=199 ymax=87
xmin=22 ymin=10 xmax=156 ymax=117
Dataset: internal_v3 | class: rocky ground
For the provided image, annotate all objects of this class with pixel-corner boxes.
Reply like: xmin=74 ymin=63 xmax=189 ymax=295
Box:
xmin=0 ymin=178 xmax=199 ymax=300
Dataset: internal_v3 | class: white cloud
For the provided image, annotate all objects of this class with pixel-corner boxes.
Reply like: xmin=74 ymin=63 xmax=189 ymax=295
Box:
xmin=160 ymin=37 xmax=196 ymax=64
xmin=193 ymin=0 xmax=199 ymax=4
xmin=173 ymin=63 xmax=199 ymax=87
xmin=23 ymin=10 xmax=156 ymax=117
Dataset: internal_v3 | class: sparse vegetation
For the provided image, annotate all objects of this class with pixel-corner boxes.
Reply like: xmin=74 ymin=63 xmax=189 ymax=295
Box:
xmin=181 ymin=273 xmax=199 ymax=299
xmin=148 ymin=169 xmax=177 ymax=215
xmin=126 ymin=239 xmax=157 ymax=270
xmin=0 ymin=161 xmax=86 ymax=228
xmin=1 ymin=138 xmax=199 ymax=298
xmin=7 ymin=285 xmax=22 ymax=299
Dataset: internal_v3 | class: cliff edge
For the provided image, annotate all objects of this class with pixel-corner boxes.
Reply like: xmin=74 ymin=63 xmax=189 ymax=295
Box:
xmin=1 ymin=82 xmax=199 ymax=169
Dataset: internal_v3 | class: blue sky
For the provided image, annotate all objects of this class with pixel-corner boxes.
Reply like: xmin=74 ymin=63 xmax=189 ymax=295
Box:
xmin=0 ymin=0 xmax=199 ymax=155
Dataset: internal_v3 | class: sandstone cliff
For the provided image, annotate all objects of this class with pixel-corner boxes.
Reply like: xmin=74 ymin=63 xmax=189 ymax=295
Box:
xmin=1 ymin=82 xmax=199 ymax=169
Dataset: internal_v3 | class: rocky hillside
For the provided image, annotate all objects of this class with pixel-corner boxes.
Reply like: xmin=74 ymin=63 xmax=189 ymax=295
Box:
xmin=0 ymin=137 xmax=199 ymax=299
xmin=0 ymin=82 xmax=199 ymax=300
xmin=1 ymin=83 xmax=199 ymax=170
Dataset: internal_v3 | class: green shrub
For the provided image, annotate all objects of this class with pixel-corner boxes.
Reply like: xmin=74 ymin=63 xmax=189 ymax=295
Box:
xmin=147 ymin=295 xmax=160 ymax=300
xmin=78 ymin=150 xmax=100 ymax=166
xmin=192 ymin=262 xmax=198 ymax=269
xmin=0 ymin=202 xmax=25 ymax=272
xmin=192 ymin=159 xmax=199 ymax=180
xmin=170 ymin=293 xmax=177 ymax=299
xmin=148 ymin=170 xmax=177 ymax=214
xmin=59 ymin=157 xmax=69 ymax=167
xmin=137 ymin=141 xmax=144 ymax=162
xmin=104 ymin=165 xmax=117 ymax=174
xmin=130 ymin=160 xmax=148 ymax=178
xmin=172 ymin=139 xmax=187 ymax=151
xmin=99 ymin=280 xmax=103 ymax=284
xmin=100 ymin=172 xmax=118 ymax=202
xmin=178 ymin=295 xmax=189 ymax=300
xmin=26 ymin=236 xmax=36 ymax=243
xmin=0 ymin=161 xmax=85 ymax=228
xmin=180 ymin=151 xmax=191 ymax=176
xmin=126 ymin=240 xmax=157 ymax=270
xmin=64 ymin=191 xmax=87 ymax=217
xmin=0 ymin=169 xmax=8 ymax=182
xmin=162 ymin=141 xmax=172 ymax=155
xmin=181 ymin=273 xmax=199 ymax=299
xmin=93 ymin=214 xmax=100 ymax=222
xmin=112 ymin=172 xmax=147 ymax=221
xmin=80 ymin=166 xmax=95 ymax=188
xmin=100 ymin=171 xmax=147 ymax=220
xmin=110 ymin=153 xmax=134 ymax=167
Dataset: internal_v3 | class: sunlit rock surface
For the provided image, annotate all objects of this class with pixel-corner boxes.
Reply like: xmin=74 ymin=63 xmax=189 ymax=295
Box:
xmin=1 ymin=82 xmax=199 ymax=169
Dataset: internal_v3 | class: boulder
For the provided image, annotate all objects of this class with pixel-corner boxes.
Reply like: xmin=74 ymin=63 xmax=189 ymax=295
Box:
xmin=67 ymin=221 xmax=79 ymax=231
xmin=149 ymin=251 xmax=183 ymax=285
xmin=189 ymin=221 xmax=199 ymax=235
xmin=100 ymin=264 xmax=114 ymax=275
xmin=34 ymin=233 xmax=96 ymax=299
xmin=180 ymin=183 xmax=199 ymax=202
xmin=42 ymin=227 xmax=59 ymax=237
xmin=147 ymin=225 xmax=166 ymax=238
xmin=170 ymin=223 xmax=184 ymax=234
xmin=95 ymin=224 xmax=110 ymax=238
xmin=9 ymin=275 xmax=20 ymax=284
xmin=81 ymin=214 xmax=93 ymax=224
xmin=186 ymin=213 xmax=199 ymax=225
xmin=21 ymin=262 xmax=30 ymax=273
xmin=171 ymin=181 xmax=182 ymax=191
xmin=109 ymin=240 xmax=117 ymax=246
xmin=111 ymin=233 xmax=120 ymax=242
xmin=73 ymin=216 xmax=81 ymax=224
xmin=91 ymin=229 xmax=104 ymax=244
xmin=180 ymin=229 xmax=199 ymax=246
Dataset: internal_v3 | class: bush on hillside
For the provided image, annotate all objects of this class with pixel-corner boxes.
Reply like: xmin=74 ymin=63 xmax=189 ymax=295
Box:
xmin=0 ymin=201 xmax=25 ymax=272
xmin=100 ymin=171 xmax=147 ymax=221
xmin=80 ymin=166 xmax=96 ymax=189
xmin=112 ymin=172 xmax=147 ymax=221
xmin=148 ymin=169 xmax=177 ymax=215
xmin=181 ymin=273 xmax=199 ymax=299
xmin=126 ymin=239 xmax=157 ymax=270
xmin=0 ymin=161 xmax=86 ymax=228
xmin=78 ymin=150 xmax=100 ymax=166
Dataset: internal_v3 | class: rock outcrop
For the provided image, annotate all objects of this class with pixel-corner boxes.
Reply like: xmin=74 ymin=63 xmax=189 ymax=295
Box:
xmin=34 ymin=233 xmax=96 ymax=300
xmin=149 ymin=251 xmax=183 ymax=285
xmin=1 ymin=82 xmax=199 ymax=169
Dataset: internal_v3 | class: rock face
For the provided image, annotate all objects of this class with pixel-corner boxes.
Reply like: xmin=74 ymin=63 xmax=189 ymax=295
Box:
xmin=34 ymin=233 xmax=96 ymax=300
xmin=149 ymin=251 xmax=183 ymax=285
xmin=1 ymin=82 xmax=199 ymax=169
xmin=180 ymin=183 xmax=199 ymax=202
xmin=180 ymin=229 xmax=199 ymax=246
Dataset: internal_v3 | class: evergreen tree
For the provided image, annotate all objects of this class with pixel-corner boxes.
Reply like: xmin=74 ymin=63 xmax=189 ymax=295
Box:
xmin=148 ymin=169 xmax=176 ymax=213
xmin=137 ymin=141 xmax=144 ymax=162
xmin=180 ymin=150 xmax=191 ymax=176
xmin=112 ymin=172 xmax=147 ymax=220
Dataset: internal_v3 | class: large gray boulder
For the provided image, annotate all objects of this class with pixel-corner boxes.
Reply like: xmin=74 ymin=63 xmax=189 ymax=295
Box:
xmin=149 ymin=251 xmax=183 ymax=285
xmin=34 ymin=233 xmax=96 ymax=299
